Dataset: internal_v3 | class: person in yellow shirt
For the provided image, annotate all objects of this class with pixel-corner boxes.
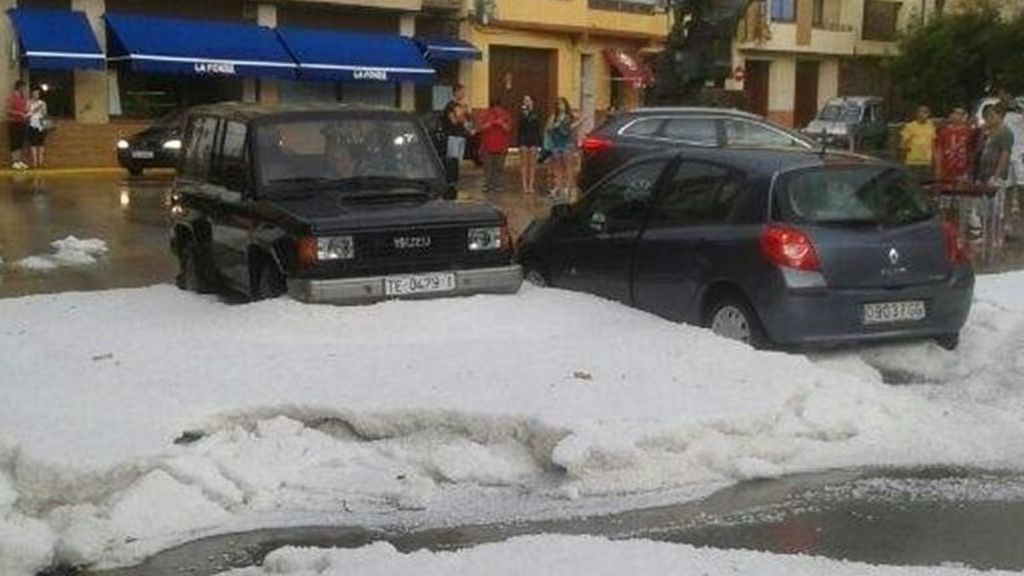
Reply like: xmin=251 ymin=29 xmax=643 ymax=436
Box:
xmin=900 ymin=105 xmax=937 ymax=183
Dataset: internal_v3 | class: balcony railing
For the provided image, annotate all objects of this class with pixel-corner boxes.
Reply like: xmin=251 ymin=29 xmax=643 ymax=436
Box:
xmin=423 ymin=0 xmax=465 ymax=10
xmin=587 ymin=0 xmax=660 ymax=15
xmin=813 ymin=20 xmax=855 ymax=32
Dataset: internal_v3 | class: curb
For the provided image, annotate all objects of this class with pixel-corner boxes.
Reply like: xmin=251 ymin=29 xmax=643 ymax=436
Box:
xmin=0 ymin=167 xmax=128 ymax=177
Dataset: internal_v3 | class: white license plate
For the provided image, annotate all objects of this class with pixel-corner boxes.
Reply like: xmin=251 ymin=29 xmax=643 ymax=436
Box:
xmin=863 ymin=301 xmax=927 ymax=325
xmin=131 ymin=150 xmax=155 ymax=159
xmin=384 ymin=272 xmax=456 ymax=296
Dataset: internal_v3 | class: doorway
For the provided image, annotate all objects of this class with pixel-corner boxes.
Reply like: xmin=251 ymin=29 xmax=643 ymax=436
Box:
xmin=794 ymin=60 xmax=820 ymax=129
xmin=489 ymin=45 xmax=557 ymax=142
xmin=744 ymin=60 xmax=769 ymax=117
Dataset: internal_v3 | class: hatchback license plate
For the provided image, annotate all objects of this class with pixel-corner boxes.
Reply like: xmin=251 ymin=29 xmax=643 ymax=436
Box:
xmin=131 ymin=150 xmax=155 ymax=159
xmin=863 ymin=301 xmax=926 ymax=325
xmin=384 ymin=272 xmax=456 ymax=296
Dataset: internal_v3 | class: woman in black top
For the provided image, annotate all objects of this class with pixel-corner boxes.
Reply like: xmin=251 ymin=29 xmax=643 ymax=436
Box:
xmin=517 ymin=95 xmax=543 ymax=194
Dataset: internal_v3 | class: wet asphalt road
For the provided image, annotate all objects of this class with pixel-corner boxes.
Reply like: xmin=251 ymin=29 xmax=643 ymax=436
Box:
xmin=0 ymin=172 xmax=177 ymax=299
xmin=0 ymin=167 xmax=553 ymax=300
xmin=91 ymin=467 xmax=1024 ymax=576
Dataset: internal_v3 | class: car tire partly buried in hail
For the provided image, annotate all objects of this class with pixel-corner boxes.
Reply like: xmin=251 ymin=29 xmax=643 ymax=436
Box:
xmin=936 ymin=333 xmax=960 ymax=351
xmin=177 ymin=241 xmax=213 ymax=294
xmin=524 ymin=268 xmax=548 ymax=287
xmin=253 ymin=260 xmax=286 ymax=301
xmin=705 ymin=295 xmax=765 ymax=348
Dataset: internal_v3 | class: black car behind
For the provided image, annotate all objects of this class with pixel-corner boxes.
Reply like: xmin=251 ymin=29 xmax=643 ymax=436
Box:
xmin=117 ymin=111 xmax=184 ymax=176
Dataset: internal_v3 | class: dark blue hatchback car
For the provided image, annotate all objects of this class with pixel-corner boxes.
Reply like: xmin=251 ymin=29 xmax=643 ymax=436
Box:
xmin=517 ymin=148 xmax=974 ymax=349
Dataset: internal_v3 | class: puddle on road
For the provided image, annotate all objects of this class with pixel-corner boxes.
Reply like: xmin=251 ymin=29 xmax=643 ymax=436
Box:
xmin=82 ymin=467 xmax=1024 ymax=576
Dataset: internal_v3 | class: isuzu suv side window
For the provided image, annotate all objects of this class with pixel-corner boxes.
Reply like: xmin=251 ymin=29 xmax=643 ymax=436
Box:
xmin=183 ymin=116 xmax=220 ymax=179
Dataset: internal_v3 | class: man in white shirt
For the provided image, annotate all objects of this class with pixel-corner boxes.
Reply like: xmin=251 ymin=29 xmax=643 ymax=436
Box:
xmin=997 ymin=88 xmax=1024 ymax=235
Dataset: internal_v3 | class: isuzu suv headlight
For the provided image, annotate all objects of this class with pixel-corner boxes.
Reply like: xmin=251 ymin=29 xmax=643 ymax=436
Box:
xmin=468 ymin=226 xmax=508 ymax=251
xmin=162 ymin=139 xmax=182 ymax=150
xmin=116 ymin=139 xmax=130 ymax=150
xmin=316 ymin=235 xmax=355 ymax=260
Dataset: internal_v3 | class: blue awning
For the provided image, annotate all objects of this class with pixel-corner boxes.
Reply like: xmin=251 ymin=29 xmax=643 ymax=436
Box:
xmin=7 ymin=8 xmax=104 ymax=70
xmin=105 ymin=13 xmax=297 ymax=79
xmin=276 ymin=27 xmax=435 ymax=84
xmin=414 ymin=37 xmax=481 ymax=62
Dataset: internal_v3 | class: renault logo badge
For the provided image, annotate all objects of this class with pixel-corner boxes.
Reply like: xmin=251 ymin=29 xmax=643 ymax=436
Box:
xmin=888 ymin=247 xmax=900 ymax=266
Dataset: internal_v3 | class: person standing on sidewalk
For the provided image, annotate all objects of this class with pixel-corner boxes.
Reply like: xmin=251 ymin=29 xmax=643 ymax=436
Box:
xmin=27 ymin=87 xmax=48 ymax=169
xmin=900 ymin=105 xmax=937 ymax=184
xmin=546 ymin=97 xmax=578 ymax=199
xmin=935 ymin=106 xmax=974 ymax=182
xmin=7 ymin=80 xmax=28 ymax=170
xmin=478 ymin=99 xmax=512 ymax=194
xmin=935 ymin=106 xmax=979 ymax=237
xmin=996 ymin=87 xmax=1024 ymax=237
xmin=517 ymin=95 xmax=542 ymax=195
xmin=979 ymin=104 xmax=1014 ymax=252
xmin=440 ymin=101 xmax=470 ymax=190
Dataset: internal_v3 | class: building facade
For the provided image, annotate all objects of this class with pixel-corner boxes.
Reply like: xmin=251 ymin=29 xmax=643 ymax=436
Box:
xmin=458 ymin=0 xmax=668 ymax=134
xmin=728 ymin=0 xmax=944 ymax=129
xmin=0 ymin=0 xmax=474 ymax=167
xmin=0 ymin=0 xmax=667 ymax=168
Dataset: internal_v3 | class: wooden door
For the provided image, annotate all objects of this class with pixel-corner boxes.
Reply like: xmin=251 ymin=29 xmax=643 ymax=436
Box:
xmin=745 ymin=60 xmax=769 ymax=118
xmin=794 ymin=60 xmax=820 ymax=129
xmin=489 ymin=46 xmax=557 ymax=142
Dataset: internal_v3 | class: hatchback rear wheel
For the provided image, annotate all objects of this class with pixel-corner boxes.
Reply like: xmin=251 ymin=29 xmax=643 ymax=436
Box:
xmin=936 ymin=333 xmax=960 ymax=351
xmin=705 ymin=295 xmax=764 ymax=347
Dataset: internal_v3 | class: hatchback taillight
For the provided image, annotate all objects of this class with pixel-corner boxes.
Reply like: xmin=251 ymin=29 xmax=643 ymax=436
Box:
xmin=579 ymin=136 xmax=613 ymax=154
xmin=760 ymin=225 xmax=820 ymax=271
xmin=941 ymin=220 xmax=969 ymax=265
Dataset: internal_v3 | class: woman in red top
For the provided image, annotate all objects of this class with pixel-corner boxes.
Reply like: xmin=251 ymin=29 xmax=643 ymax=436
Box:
xmin=478 ymin=99 xmax=512 ymax=194
xmin=7 ymin=80 xmax=28 ymax=170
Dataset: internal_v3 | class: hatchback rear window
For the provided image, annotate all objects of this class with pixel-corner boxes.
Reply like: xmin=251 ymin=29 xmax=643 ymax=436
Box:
xmin=775 ymin=166 xmax=933 ymax=227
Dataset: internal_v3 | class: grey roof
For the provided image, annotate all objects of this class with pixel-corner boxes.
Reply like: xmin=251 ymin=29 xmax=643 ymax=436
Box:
xmin=633 ymin=146 xmax=887 ymax=178
xmin=629 ymin=106 xmax=761 ymax=119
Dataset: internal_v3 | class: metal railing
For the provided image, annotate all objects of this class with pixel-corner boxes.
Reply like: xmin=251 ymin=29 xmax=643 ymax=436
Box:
xmin=587 ymin=0 xmax=660 ymax=15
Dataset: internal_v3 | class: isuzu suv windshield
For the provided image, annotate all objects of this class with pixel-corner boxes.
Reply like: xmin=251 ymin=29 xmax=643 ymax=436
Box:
xmin=257 ymin=118 xmax=442 ymax=194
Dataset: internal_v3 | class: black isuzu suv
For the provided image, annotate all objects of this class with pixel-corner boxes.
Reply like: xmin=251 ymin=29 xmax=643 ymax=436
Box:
xmin=170 ymin=103 xmax=522 ymax=303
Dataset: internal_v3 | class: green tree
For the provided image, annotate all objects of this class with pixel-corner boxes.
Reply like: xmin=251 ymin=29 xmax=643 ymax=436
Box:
xmin=888 ymin=6 xmax=1005 ymax=116
xmin=651 ymin=0 xmax=748 ymax=104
